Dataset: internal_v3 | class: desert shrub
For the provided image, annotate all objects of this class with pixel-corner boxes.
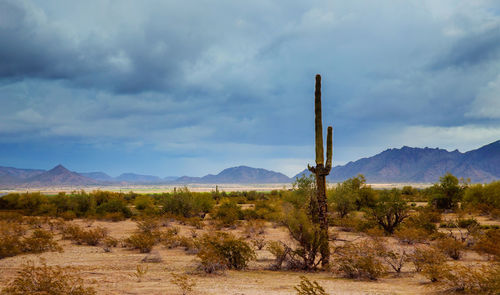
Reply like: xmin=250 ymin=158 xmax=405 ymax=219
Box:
xmin=457 ymin=218 xmax=479 ymax=228
xmin=250 ymin=237 xmax=266 ymax=250
xmin=473 ymin=229 xmax=500 ymax=260
xmin=376 ymin=244 xmax=409 ymax=274
xmin=394 ymin=227 xmax=431 ymax=244
xmin=102 ymin=236 xmax=118 ymax=252
xmin=365 ymin=190 xmax=409 ymax=234
xmin=0 ymin=221 xmax=24 ymax=259
xmin=428 ymin=173 xmax=466 ymax=210
xmin=333 ymin=240 xmax=386 ymax=280
xmin=0 ymin=212 xmax=23 ymax=222
xmin=267 ymin=240 xmax=292 ymax=270
xmin=185 ymin=217 xmax=204 ymax=229
xmin=409 ymin=246 xmax=447 ymax=281
xmin=22 ymin=229 xmax=62 ymax=253
xmin=78 ymin=226 xmax=108 ymax=246
xmin=213 ymin=200 xmax=243 ymax=227
xmin=404 ymin=207 xmax=440 ymax=233
xmin=243 ymin=219 xmax=266 ymax=237
xmin=134 ymin=195 xmax=155 ymax=211
xmin=60 ymin=211 xmax=77 ymax=220
xmin=61 ymin=223 xmax=108 ymax=246
xmin=329 ymin=175 xmax=376 ymax=211
xmin=161 ymin=188 xmax=214 ymax=218
xmin=130 ymin=264 xmax=148 ymax=282
xmin=328 ymin=180 xmax=357 ymax=218
xmin=435 ymin=237 xmax=464 ymax=260
xmin=96 ymin=198 xmax=132 ymax=218
xmin=135 ymin=217 xmax=160 ymax=234
xmin=170 ymin=273 xmax=196 ymax=295
xmin=196 ymin=232 xmax=255 ymax=272
xmin=439 ymin=263 xmax=500 ymax=294
xmin=1 ymin=260 xmax=96 ymax=295
xmin=101 ymin=212 xmax=125 ymax=222
xmin=463 ymin=181 xmax=500 ymax=216
xmin=125 ymin=232 xmax=157 ymax=253
xmin=61 ymin=223 xmax=84 ymax=240
xmin=284 ymin=208 xmax=322 ymax=270
xmin=294 ymin=276 xmax=328 ymax=295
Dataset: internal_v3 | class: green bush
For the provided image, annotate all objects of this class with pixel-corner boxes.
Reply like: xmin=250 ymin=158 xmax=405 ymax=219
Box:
xmin=161 ymin=188 xmax=214 ymax=218
xmin=428 ymin=173 xmax=465 ymax=210
xmin=283 ymin=208 xmax=322 ymax=270
xmin=213 ymin=200 xmax=243 ymax=227
xmin=125 ymin=232 xmax=157 ymax=253
xmin=196 ymin=232 xmax=255 ymax=272
xmin=333 ymin=240 xmax=386 ymax=280
xmin=365 ymin=190 xmax=409 ymax=234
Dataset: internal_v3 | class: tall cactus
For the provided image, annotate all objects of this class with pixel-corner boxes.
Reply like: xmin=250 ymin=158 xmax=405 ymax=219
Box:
xmin=308 ymin=74 xmax=332 ymax=268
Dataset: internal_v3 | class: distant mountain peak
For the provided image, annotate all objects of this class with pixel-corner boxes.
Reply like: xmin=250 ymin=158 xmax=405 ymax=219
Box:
xmin=50 ymin=164 xmax=70 ymax=172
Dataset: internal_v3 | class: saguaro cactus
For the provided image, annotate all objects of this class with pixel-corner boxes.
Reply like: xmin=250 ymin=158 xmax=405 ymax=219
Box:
xmin=307 ymin=74 xmax=333 ymax=268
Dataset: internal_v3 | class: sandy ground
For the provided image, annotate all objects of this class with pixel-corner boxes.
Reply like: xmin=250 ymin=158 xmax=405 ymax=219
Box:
xmin=0 ymin=219 xmax=452 ymax=295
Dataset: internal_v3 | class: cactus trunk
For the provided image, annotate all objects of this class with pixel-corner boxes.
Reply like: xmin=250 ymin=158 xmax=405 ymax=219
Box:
xmin=308 ymin=74 xmax=333 ymax=268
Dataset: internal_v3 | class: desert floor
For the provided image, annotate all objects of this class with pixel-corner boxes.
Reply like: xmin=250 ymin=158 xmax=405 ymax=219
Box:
xmin=2 ymin=216 xmax=491 ymax=295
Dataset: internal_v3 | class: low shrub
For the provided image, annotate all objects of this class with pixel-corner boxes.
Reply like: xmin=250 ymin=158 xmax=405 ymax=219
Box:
xmin=102 ymin=236 xmax=118 ymax=252
xmin=376 ymin=244 xmax=409 ymax=274
xmin=435 ymin=237 xmax=464 ymax=260
xmin=22 ymin=229 xmax=62 ymax=253
xmin=243 ymin=219 xmax=266 ymax=238
xmin=409 ymin=246 xmax=447 ymax=282
xmin=0 ymin=221 xmax=24 ymax=259
xmin=196 ymin=232 xmax=255 ymax=273
xmin=473 ymin=229 xmax=500 ymax=260
xmin=213 ymin=200 xmax=243 ymax=227
xmin=101 ymin=212 xmax=126 ymax=222
xmin=125 ymin=232 xmax=157 ymax=253
xmin=61 ymin=224 xmax=108 ymax=246
xmin=394 ymin=227 xmax=431 ymax=244
xmin=135 ymin=217 xmax=160 ymax=234
xmin=267 ymin=240 xmax=292 ymax=270
xmin=250 ymin=237 xmax=266 ymax=250
xmin=294 ymin=276 xmax=328 ymax=295
xmin=440 ymin=263 xmax=500 ymax=294
xmin=333 ymin=240 xmax=386 ymax=280
xmin=1 ymin=260 xmax=96 ymax=295
xmin=170 ymin=273 xmax=196 ymax=295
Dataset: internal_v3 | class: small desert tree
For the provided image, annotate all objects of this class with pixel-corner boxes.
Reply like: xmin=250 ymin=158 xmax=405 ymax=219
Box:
xmin=366 ymin=190 xmax=409 ymax=234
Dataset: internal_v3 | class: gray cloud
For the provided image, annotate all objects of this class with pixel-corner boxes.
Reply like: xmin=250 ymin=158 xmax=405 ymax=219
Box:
xmin=1 ymin=0 xmax=500 ymax=176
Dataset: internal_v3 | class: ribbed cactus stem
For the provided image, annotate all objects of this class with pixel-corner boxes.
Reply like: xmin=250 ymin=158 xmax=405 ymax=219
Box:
xmin=307 ymin=74 xmax=333 ymax=269
xmin=326 ymin=126 xmax=332 ymax=169
xmin=314 ymin=74 xmax=324 ymax=166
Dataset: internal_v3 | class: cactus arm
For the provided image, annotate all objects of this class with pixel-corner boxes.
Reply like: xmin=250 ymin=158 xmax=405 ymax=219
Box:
xmin=326 ymin=126 xmax=333 ymax=171
xmin=307 ymin=164 xmax=316 ymax=173
xmin=314 ymin=74 xmax=324 ymax=165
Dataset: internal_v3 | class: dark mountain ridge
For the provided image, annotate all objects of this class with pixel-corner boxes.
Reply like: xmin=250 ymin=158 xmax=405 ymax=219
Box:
xmin=176 ymin=166 xmax=291 ymax=184
xmin=24 ymin=165 xmax=99 ymax=186
xmin=295 ymin=140 xmax=500 ymax=183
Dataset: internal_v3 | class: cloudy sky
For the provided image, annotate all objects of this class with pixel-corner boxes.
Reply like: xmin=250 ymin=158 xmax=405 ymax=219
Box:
xmin=1 ymin=0 xmax=500 ymax=177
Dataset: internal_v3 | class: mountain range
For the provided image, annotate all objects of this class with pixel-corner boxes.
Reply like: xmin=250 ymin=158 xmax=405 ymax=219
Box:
xmin=1 ymin=140 xmax=499 ymax=187
xmin=296 ymin=140 xmax=500 ymax=183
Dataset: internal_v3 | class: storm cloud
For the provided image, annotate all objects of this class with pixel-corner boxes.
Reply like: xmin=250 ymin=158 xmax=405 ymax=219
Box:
xmin=1 ymin=0 xmax=500 ymax=177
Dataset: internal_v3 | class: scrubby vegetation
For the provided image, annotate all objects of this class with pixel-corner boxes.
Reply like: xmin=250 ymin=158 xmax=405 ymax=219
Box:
xmin=1 ymin=172 xmax=500 ymax=293
xmin=1 ymin=260 xmax=95 ymax=295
